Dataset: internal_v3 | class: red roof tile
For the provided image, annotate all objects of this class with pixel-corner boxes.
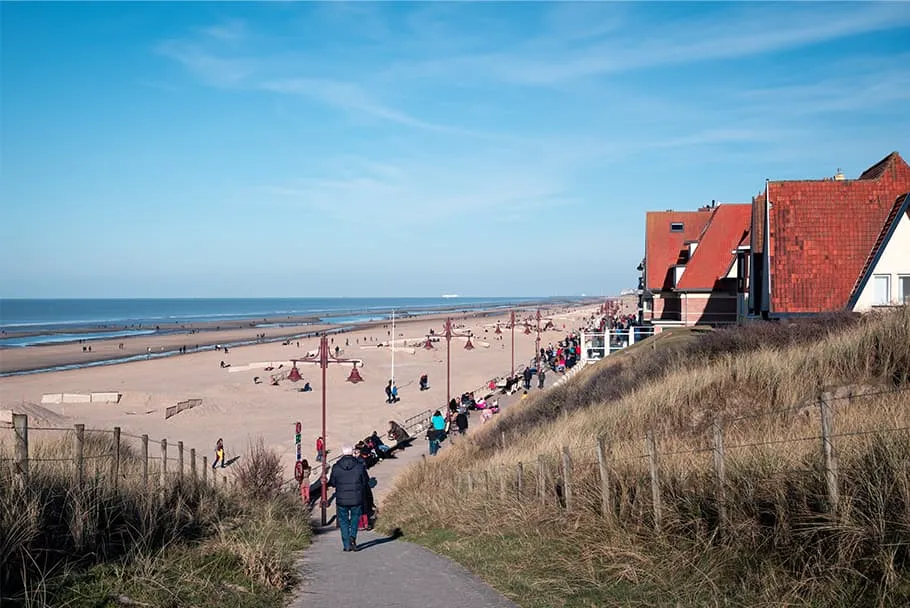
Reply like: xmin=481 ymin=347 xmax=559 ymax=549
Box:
xmin=677 ymin=204 xmax=752 ymax=290
xmin=762 ymin=152 xmax=910 ymax=313
xmin=645 ymin=210 xmax=713 ymax=291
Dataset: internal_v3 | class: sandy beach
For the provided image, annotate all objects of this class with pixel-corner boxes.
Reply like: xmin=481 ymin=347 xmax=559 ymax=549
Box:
xmin=0 ymin=303 xmax=599 ymax=481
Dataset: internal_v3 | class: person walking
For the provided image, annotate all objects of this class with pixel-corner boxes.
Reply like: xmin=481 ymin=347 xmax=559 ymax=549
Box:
xmin=299 ymin=459 xmax=312 ymax=506
xmin=212 ymin=438 xmax=225 ymax=469
xmin=455 ymin=410 xmax=469 ymax=436
xmin=385 ymin=380 xmax=393 ymax=404
xmin=327 ymin=446 xmax=370 ymax=552
xmin=315 ymin=436 xmax=325 ymax=462
xmin=538 ymin=368 xmax=546 ymax=389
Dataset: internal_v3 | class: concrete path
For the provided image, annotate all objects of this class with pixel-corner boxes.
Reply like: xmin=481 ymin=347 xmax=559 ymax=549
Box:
xmin=290 ymin=525 xmax=519 ymax=608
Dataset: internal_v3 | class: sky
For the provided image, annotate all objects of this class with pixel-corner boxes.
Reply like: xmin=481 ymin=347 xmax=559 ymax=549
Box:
xmin=1 ymin=1 xmax=909 ymax=299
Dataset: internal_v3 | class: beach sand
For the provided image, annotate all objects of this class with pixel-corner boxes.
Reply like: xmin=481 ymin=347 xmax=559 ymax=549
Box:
xmin=0 ymin=304 xmax=599 ymax=482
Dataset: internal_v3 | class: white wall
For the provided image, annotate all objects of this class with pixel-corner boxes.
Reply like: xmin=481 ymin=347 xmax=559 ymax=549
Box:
xmin=854 ymin=210 xmax=910 ymax=311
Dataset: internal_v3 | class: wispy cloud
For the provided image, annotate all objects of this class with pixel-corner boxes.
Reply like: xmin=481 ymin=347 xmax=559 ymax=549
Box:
xmin=383 ymin=3 xmax=910 ymax=86
xmin=254 ymin=152 xmax=576 ymax=229
xmin=259 ymin=78 xmax=491 ymax=137
xmin=201 ymin=19 xmax=246 ymax=41
xmin=155 ymin=39 xmax=254 ymax=86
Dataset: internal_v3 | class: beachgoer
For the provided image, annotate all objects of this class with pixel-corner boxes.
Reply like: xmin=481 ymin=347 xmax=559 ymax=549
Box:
xmin=315 ymin=436 xmax=325 ymax=462
xmin=391 ymin=383 xmax=399 ymax=403
xmin=431 ymin=410 xmax=446 ymax=432
xmin=455 ymin=411 xmax=468 ymax=435
xmin=538 ymin=368 xmax=546 ymax=389
xmin=327 ymin=446 xmax=370 ymax=552
xmin=299 ymin=459 xmax=312 ymax=505
xmin=212 ymin=438 xmax=225 ymax=469
xmin=387 ymin=420 xmax=409 ymax=442
xmin=385 ymin=380 xmax=393 ymax=404
xmin=426 ymin=427 xmax=441 ymax=455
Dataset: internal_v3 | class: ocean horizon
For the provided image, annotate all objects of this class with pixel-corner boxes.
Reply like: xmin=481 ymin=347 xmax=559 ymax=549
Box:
xmin=0 ymin=296 xmax=579 ymax=348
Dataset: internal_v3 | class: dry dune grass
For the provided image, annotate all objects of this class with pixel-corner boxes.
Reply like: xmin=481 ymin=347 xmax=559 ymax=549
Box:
xmin=0 ymin=432 xmax=309 ymax=607
xmin=383 ymin=307 xmax=910 ymax=607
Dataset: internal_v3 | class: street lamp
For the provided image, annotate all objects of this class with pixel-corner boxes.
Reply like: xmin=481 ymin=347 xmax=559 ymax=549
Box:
xmin=292 ymin=334 xmax=365 ymax=526
xmin=535 ymin=309 xmax=542 ymax=371
xmin=427 ymin=318 xmax=472 ymax=411
xmin=510 ymin=310 xmax=515 ymax=377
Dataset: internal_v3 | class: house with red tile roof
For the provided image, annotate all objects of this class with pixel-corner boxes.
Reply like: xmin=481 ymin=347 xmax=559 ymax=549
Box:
xmin=748 ymin=152 xmax=910 ymax=317
xmin=640 ymin=203 xmax=751 ymax=328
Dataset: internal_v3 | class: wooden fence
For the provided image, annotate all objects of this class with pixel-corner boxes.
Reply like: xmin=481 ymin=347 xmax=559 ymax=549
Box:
xmin=0 ymin=415 xmax=229 ymax=490
xmin=457 ymin=387 xmax=910 ymax=532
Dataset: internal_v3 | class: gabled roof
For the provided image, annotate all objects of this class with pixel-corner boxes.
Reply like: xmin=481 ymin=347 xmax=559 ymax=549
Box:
xmin=848 ymin=193 xmax=910 ymax=307
xmin=676 ymin=204 xmax=752 ymax=290
xmin=752 ymin=152 xmax=907 ymax=258
xmin=759 ymin=152 xmax=910 ymax=313
xmin=644 ymin=210 xmax=713 ymax=291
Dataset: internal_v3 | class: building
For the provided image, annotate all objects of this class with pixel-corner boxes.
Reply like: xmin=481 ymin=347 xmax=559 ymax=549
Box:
xmin=748 ymin=152 xmax=910 ymax=317
xmin=641 ymin=203 xmax=751 ymax=328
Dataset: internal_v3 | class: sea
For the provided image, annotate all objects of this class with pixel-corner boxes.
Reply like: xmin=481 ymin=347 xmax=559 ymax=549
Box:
xmin=0 ymin=297 xmax=566 ymax=349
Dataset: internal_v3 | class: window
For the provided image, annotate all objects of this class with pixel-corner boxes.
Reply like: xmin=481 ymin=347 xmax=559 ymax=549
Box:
xmin=900 ymin=275 xmax=910 ymax=305
xmin=873 ymin=275 xmax=891 ymax=305
xmin=670 ymin=222 xmax=684 ymax=232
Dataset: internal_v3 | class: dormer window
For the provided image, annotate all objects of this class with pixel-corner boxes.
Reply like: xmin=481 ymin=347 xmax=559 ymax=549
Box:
xmin=670 ymin=222 xmax=684 ymax=232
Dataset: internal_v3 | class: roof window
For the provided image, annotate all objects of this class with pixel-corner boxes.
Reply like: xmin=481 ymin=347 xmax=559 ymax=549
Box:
xmin=670 ymin=222 xmax=684 ymax=232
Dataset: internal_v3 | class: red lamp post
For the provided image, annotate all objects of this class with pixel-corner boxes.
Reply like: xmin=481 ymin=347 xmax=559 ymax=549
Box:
xmin=292 ymin=334 xmax=364 ymax=526
xmin=510 ymin=310 xmax=515 ymax=377
xmin=535 ymin=309 xmax=542 ymax=371
xmin=431 ymin=318 xmax=473 ymax=411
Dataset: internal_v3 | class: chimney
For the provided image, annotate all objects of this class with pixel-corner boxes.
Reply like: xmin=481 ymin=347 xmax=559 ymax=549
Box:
xmin=834 ymin=168 xmax=845 ymax=181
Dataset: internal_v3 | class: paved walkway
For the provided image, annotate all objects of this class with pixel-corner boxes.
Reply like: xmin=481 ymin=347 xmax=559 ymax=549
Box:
xmin=290 ymin=382 xmax=540 ymax=607
xmin=290 ymin=526 xmax=518 ymax=608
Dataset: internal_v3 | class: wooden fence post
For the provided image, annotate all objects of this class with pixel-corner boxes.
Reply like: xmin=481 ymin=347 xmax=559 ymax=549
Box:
xmin=141 ymin=434 xmax=149 ymax=486
xmin=499 ymin=465 xmax=507 ymax=501
xmin=561 ymin=446 xmax=573 ymax=512
xmin=645 ymin=431 xmax=662 ymax=533
xmin=712 ymin=420 xmax=727 ymax=531
xmin=190 ymin=448 xmax=197 ymax=483
xmin=74 ymin=424 xmax=85 ymax=487
xmin=13 ymin=413 xmax=28 ymax=481
xmin=596 ymin=435 xmax=612 ymax=523
xmin=160 ymin=439 xmax=167 ymax=488
xmin=819 ymin=394 xmax=839 ymax=514
xmin=203 ymin=456 xmax=208 ymax=483
xmin=483 ymin=470 xmax=491 ymax=495
xmin=516 ymin=461 xmax=524 ymax=498
xmin=500 ymin=431 xmax=506 ymax=451
xmin=212 ymin=461 xmax=218 ymax=487
xmin=537 ymin=454 xmax=546 ymax=505
xmin=111 ymin=427 xmax=121 ymax=487
xmin=467 ymin=471 xmax=474 ymax=493
xmin=177 ymin=441 xmax=184 ymax=481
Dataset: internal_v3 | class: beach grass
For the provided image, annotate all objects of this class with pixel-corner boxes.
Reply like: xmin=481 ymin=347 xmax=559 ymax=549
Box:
xmin=0 ymin=436 xmax=310 ymax=607
xmin=380 ymin=306 xmax=910 ymax=607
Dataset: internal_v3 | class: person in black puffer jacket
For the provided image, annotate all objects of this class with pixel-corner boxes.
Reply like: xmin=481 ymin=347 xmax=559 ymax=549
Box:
xmin=327 ymin=446 xmax=370 ymax=552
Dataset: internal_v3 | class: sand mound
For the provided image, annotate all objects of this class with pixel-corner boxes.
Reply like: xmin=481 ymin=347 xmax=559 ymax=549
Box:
xmin=3 ymin=402 xmax=71 ymax=427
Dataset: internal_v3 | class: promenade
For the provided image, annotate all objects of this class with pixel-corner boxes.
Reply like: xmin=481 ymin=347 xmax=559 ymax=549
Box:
xmin=292 ymin=386 xmax=532 ymax=607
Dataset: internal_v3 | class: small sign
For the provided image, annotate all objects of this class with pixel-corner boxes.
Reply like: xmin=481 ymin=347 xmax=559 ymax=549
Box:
xmin=294 ymin=460 xmax=304 ymax=482
xmin=294 ymin=421 xmax=302 ymax=462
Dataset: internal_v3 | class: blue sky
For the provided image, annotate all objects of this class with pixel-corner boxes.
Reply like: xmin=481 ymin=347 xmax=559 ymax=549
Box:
xmin=2 ymin=1 xmax=909 ymax=299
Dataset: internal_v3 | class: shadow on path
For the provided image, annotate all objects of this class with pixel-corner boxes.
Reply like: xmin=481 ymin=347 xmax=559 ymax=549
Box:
xmin=356 ymin=528 xmax=402 ymax=550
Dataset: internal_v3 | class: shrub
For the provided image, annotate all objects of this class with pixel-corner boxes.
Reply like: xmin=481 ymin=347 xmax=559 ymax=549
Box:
xmin=233 ymin=438 xmax=283 ymax=501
